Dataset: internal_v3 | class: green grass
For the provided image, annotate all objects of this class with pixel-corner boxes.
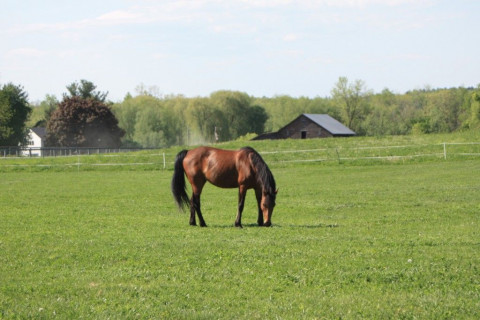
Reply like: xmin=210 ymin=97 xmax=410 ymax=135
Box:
xmin=1 ymin=133 xmax=480 ymax=318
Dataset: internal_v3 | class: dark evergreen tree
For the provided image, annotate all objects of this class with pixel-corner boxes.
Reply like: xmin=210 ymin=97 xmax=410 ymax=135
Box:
xmin=0 ymin=83 xmax=31 ymax=146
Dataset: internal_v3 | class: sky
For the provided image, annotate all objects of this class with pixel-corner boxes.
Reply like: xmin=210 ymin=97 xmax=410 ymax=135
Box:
xmin=1 ymin=0 xmax=479 ymax=103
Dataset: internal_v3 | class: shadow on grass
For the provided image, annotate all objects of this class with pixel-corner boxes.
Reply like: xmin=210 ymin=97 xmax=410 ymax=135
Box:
xmin=206 ymin=223 xmax=340 ymax=229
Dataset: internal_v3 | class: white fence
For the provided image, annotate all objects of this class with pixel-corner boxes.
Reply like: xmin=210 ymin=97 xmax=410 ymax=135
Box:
xmin=0 ymin=146 xmax=151 ymax=158
xmin=1 ymin=142 xmax=479 ymax=170
xmin=259 ymin=142 xmax=480 ymax=163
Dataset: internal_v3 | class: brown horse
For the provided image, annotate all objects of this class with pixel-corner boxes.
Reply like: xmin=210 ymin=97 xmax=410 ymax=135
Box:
xmin=171 ymin=146 xmax=277 ymax=227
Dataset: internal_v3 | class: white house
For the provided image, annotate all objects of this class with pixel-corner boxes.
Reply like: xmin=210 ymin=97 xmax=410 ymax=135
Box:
xmin=22 ymin=127 xmax=46 ymax=156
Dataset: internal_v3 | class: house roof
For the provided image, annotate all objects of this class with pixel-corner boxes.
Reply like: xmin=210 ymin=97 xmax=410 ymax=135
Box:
xmin=302 ymin=114 xmax=356 ymax=136
xmin=30 ymin=127 xmax=46 ymax=139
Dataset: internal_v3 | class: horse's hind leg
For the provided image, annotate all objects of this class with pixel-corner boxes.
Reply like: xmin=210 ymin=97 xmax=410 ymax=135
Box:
xmin=191 ymin=193 xmax=207 ymax=227
xmin=189 ymin=195 xmax=197 ymax=226
xmin=190 ymin=193 xmax=207 ymax=227
xmin=188 ymin=178 xmax=207 ymax=227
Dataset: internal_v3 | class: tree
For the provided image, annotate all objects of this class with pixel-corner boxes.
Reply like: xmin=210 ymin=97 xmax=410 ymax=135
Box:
xmin=0 ymin=83 xmax=31 ymax=146
xmin=46 ymin=97 xmax=124 ymax=147
xmin=28 ymin=94 xmax=59 ymax=128
xmin=209 ymin=91 xmax=268 ymax=139
xmin=65 ymin=79 xmax=108 ymax=102
xmin=464 ymin=86 xmax=480 ymax=129
xmin=247 ymin=105 xmax=268 ymax=134
xmin=331 ymin=77 xmax=371 ymax=134
xmin=186 ymin=98 xmax=227 ymax=143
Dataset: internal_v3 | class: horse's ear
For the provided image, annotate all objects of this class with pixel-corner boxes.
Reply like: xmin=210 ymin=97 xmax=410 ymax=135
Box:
xmin=275 ymin=188 xmax=279 ymax=194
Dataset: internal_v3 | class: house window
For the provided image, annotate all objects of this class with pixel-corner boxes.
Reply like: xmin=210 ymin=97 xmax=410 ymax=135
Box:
xmin=301 ymin=131 xmax=307 ymax=139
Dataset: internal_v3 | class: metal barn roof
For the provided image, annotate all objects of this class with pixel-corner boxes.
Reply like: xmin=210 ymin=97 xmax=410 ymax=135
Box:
xmin=303 ymin=114 xmax=356 ymax=136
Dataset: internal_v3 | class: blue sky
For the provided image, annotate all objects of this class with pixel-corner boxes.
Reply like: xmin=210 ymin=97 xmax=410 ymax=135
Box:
xmin=1 ymin=0 xmax=479 ymax=102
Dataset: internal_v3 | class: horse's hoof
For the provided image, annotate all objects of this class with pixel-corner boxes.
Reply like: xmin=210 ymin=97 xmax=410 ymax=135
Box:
xmin=200 ymin=223 xmax=207 ymax=227
xmin=235 ymin=223 xmax=243 ymax=228
xmin=263 ymin=221 xmax=272 ymax=227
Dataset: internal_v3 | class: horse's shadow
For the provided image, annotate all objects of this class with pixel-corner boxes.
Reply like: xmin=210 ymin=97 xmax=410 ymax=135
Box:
xmin=208 ymin=223 xmax=339 ymax=229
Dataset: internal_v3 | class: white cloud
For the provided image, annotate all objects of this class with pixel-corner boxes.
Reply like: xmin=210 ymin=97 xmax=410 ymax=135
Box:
xmin=239 ymin=0 xmax=434 ymax=8
xmin=96 ymin=10 xmax=144 ymax=25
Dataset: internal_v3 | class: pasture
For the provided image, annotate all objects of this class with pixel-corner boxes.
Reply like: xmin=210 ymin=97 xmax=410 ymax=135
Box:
xmin=1 ymin=134 xmax=479 ymax=319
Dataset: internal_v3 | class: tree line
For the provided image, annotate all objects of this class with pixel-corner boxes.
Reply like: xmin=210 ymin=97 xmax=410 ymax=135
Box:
xmin=111 ymin=80 xmax=480 ymax=147
xmin=2 ymin=78 xmax=480 ymax=148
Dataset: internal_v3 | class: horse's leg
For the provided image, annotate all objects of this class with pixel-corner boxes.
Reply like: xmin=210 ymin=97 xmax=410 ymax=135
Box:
xmin=189 ymin=194 xmax=197 ymax=226
xmin=194 ymin=194 xmax=207 ymax=227
xmin=189 ymin=179 xmax=207 ymax=227
xmin=235 ymin=186 xmax=247 ymax=228
xmin=255 ymin=188 xmax=264 ymax=226
xmin=190 ymin=193 xmax=208 ymax=227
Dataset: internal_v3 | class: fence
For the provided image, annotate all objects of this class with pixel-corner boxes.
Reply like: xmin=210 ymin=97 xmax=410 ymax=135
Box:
xmin=1 ymin=142 xmax=479 ymax=170
xmin=259 ymin=142 xmax=480 ymax=164
xmin=0 ymin=146 xmax=152 ymax=158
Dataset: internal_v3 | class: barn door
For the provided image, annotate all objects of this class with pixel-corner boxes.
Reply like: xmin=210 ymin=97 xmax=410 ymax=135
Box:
xmin=301 ymin=131 xmax=307 ymax=139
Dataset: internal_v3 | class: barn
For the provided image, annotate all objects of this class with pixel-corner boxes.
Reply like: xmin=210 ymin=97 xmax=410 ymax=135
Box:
xmin=253 ymin=114 xmax=356 ymax=140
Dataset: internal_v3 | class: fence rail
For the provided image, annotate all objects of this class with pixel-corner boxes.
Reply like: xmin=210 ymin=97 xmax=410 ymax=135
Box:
xmin=0 ymin=146 xmax=152 ymax=158
xmin=1 ymin=142 xmax=479 ymax=170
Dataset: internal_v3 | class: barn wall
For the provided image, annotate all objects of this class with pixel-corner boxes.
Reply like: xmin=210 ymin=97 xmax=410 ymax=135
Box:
xmin=277 ymin=116 xmax=333 ymax=139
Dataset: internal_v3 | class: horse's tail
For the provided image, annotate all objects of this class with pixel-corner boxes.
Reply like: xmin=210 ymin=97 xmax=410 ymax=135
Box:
xmin=171 ymin=149 xmax=190 ymax=211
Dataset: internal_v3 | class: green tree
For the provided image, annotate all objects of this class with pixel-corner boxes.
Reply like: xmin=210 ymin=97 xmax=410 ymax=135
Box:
xmin=185 ymin=98 xmax=226 ymax=143
xmin=113 ymin=94 xmax=186 ymax=148
xmin=331 ymin=77 xmax=371 ymax=134
xmin=28 ymin=94 xmax=59 ymax=127
xmin=464 ymin=86 xmax=480 ymax=129
xmin=112 ymin=95 xmax=141 ymax=143
xmin=133 ymin=106 xmax=166 ymax=148
xmin=247 ymin=105 xmax=268 ymax=134
xmin=210 ymin=91 xmax=250 ymax=140
xmin=364 ymin=89 xmax=400 ymax=136
xmin=46 ymin=97 xmax=124 ymax=147
xmin=0 ymin=83 xmax=31 ymax=146
xmin=425 ymin=89 xmax=464 ymax=133
xmin=65 ymin=79 xmax=108 ymax=102
xmin=209 ymin=91 xmax=268 ymax=140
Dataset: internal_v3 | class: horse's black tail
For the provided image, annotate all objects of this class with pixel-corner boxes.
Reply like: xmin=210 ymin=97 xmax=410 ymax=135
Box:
xmin=171 ymin=150 xmax=190 ymax=211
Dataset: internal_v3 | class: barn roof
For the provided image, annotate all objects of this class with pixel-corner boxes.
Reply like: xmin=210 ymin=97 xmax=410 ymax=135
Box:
xmin=302 ymin=114 xmax=356 ymax=136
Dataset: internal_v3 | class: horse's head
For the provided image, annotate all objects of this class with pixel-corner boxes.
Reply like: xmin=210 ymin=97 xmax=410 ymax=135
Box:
xmin=261 ymin=189 xmax=278 ymax=227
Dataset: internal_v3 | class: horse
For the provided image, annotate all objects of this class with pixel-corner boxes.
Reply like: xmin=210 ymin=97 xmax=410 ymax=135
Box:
xmin=171 ymin=146 xmax=277 ymax=228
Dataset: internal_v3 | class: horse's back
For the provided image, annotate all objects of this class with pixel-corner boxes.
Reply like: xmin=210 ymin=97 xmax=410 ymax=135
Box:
xmin=183 ymin=146 xmax=254 ymax=189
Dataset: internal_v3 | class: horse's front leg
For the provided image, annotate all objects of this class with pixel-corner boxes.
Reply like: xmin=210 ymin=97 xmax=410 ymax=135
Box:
xmin=255 ymin=188 xmax=263 ymax=226
xmin=235 ymin=186 xmax=247 ymax=228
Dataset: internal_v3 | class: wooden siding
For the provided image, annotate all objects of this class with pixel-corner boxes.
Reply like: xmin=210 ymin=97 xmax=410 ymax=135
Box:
xmin=277 ymin=115 xmax=333 ymax=139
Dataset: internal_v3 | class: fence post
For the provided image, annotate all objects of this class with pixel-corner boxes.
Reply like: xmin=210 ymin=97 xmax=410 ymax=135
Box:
xmin=163 ymin=153 xmax=166 ymax=169
xmin=443 ymin=143 xmax=447 ymax=160
xmin=335 ymin=148 xmax=341 ymax=164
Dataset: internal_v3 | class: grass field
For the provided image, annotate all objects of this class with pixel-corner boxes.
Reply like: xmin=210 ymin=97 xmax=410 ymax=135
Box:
xmin=1 ymin=133 xmax=480 ymax=319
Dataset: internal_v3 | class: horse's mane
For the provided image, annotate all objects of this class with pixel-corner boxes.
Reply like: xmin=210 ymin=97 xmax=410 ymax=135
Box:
xmin=241 ymin=147 xmax=276 ymax=199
